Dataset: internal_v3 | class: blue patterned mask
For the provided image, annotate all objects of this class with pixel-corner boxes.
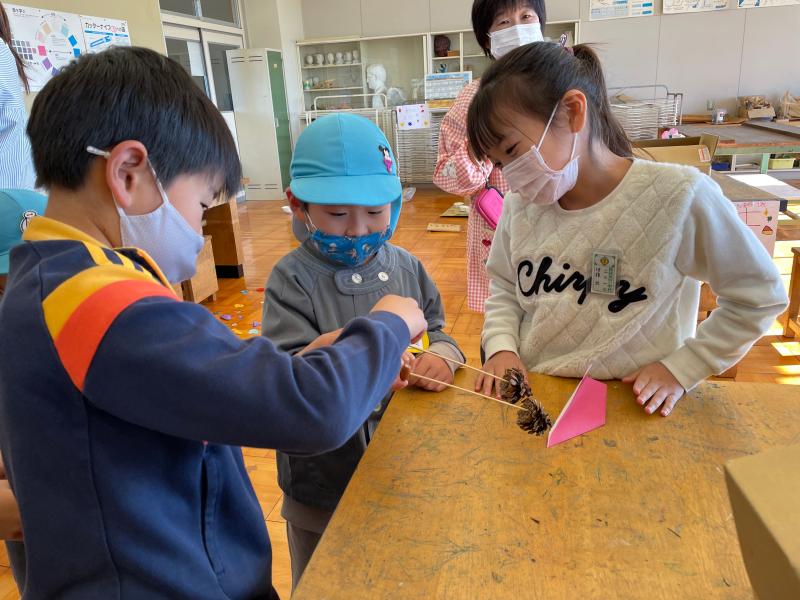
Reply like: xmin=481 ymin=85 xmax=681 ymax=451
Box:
xmin=305 ymin=213 xmax=391 ymax=267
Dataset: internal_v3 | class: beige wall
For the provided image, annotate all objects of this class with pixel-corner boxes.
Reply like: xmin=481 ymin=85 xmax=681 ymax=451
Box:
xmin=13 ymin=0 xmax=166 ymax=53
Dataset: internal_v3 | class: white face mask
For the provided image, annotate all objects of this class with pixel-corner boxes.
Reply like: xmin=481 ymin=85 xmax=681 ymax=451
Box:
xmin=490 ymin=23 xmax=544 ymax=59
xmin=502 ymin=104 xmax=580 ymax=206
xmin=87 ymin=146 xmax=205 ymax=284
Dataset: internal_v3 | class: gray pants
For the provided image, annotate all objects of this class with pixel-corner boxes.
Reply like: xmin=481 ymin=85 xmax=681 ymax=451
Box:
xmin=286 ymin=522 xmax=323 ymax=592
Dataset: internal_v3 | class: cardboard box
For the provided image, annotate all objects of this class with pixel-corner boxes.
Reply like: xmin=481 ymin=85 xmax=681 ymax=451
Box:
xmin=725 ymin=443 xmax=800 ymax=600
xmin=632 ymin=135 xmax=719 ymax=174
xmin=739 ymin=106 xmax=776 ymax=120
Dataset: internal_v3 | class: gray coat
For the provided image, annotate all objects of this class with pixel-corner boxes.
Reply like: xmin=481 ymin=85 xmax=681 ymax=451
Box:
xmin=263 ymin=240 xmax=462 ymax=511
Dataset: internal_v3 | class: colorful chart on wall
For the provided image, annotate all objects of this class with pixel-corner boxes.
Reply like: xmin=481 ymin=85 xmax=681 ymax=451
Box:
xmin=589 ymin=0 xmax=655 ymax=20
xmin=396 ymin=104 xmax=430 ymax=130
xmin=6 ymin=4 xmax=85 ymax=92
xmin=664 ymin=0 xmax=729 ymax=13
xmin=738 ymin=0 xmax=799 ymax=7
xmin=81 ymin=16 xmax=130 ymax=54
xmin=6 ymin=4 xmax=130 ymax=92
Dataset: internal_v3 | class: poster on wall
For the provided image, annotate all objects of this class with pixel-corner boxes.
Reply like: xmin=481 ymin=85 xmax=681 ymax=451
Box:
xmin=6 ymin=4 xmax=131 ymax=92
xmin=396 ymin=104 xmax=431 ymax=130
xmin=738 ymin=0 xmax=799 ymax=7
xmin=735 ymin=201 xmax=779 ymax=256
xmin=664 ymin=0 xmax=729 ymax=13
xmin=5 ymin=4 xmax=86 ymax=92
xmin=80 ymin=16 xmax=131 ymax=54
xmin=590 ymin=0 xmax=656 ymax=20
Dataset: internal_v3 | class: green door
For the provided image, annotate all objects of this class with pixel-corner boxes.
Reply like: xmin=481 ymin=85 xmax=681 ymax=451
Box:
xmin=267 ymin=50 xmax=292 ymax=191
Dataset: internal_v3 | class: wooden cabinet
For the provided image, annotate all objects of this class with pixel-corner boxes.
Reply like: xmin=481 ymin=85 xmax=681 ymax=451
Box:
xmin=360 ymin=0 xmax=430 ymax=37
xmin=301 ymin=0 xmax=362 ymax=39
xmin=546 ymin=0 xmax=580 ymax=23
xmin=429 ymin=0 xmax=471 ymax=32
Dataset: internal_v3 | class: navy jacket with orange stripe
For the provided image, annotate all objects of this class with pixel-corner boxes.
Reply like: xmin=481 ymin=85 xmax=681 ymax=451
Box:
xmin=0 ymin=217 xmax=411 ymax=599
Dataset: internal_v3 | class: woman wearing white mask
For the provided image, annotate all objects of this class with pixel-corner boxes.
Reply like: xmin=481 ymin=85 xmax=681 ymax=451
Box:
xmin=433 ymin=0 xmax=546 ymax=314
xmin=467 ymin=42 xmax=787 ymax=417
xmin=0 ymin=1 xmax=36 ymax=190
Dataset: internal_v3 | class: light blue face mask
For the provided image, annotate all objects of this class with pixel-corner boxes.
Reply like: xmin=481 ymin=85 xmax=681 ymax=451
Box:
xmin=304 ymin=211 xmax=392 ymax=267
xmin=87 ymin=146 xmax=205 ymax=283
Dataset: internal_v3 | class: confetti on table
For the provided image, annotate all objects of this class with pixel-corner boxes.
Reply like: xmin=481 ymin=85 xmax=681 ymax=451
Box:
xmin=240 ymin=290 xmax=249 ymax=295
xmin=220 ymin=314 xmax=233 ymax=321
xmin=252 ymin=321 xmax=261 ymax=328
xmin=248 ymin=329 xmax=259 ymax=335
xmin=232 ymin=329 xmax=244 ymax=335
xmin=234 ymin=304 xmax=244 ymax=309
xmin=256 ymin=288 xmax=265 ymax=293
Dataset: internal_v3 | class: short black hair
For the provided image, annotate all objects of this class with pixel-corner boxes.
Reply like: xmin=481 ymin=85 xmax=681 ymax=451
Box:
xmin=28 ymin=46 xmax=241 ymax=198
xmin=472 ymin=0 xmax=547 ymax=56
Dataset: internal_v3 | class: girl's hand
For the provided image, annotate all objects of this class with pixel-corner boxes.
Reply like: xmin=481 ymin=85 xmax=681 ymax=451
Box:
xmin=391 ymin=352 xmax=416 ymax=391
xmin=622 ymin=363 xmax=685 ymax=417
xmin=408 ymin=354 xmax=453 ymax=392
xmin=477 ymin=351 xmax=527 ymax=398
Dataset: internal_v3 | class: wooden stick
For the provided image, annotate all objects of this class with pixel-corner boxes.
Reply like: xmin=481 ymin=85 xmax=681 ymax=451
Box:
xmin=417 ymin=348 xmax=505 ymax=382
xmin=412 ymin=374 xmax=523 ymax=411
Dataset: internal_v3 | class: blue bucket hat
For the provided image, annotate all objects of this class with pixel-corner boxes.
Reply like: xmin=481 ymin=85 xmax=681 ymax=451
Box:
xmin=290 ymin=113 xmax=402 ymax=236
xmin=0 ymin=189 xmax=48 ymax=275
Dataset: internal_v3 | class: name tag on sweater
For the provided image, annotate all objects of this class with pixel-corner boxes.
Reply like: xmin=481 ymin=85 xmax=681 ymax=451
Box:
xmin=590 ymin=250 xmax=619 ymax=296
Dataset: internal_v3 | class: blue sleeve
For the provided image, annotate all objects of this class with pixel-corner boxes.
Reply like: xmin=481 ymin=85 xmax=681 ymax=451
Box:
xmin=83 ymin=297 xmax=409 ymax=454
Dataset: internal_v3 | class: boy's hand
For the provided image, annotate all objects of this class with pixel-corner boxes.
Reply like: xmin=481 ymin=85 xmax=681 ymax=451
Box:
xmin=477 ymin=351 xmax=527 ymax=398
xmin=298 ymin=328 xmax=343 ymax=356
xmin=390 ymin=352 xmax=416 ymax=391
xmin=622 ymin=362 xmax=685 ymax=417
xmin=371 ymin=295 xmax=427 ymax=344
xmin=0 ymin=481 xmax=22 ymax=541
xmin=408 ymin=354 xmax=453 ymax=392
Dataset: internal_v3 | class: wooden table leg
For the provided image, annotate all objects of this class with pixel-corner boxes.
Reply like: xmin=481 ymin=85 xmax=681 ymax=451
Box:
xmin=781 ymin=248 xmax=800 ymax=338
xmin=203 ymin=201 xmax=245 ymax=279
xmin=760 ymin=153 xmax=770 ymax=174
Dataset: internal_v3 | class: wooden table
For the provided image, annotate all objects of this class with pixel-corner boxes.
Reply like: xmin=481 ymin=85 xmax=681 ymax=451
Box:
xmin=680 ymin=123 xmax=800 ymax=174
xmin=294 ymin=373 xmax=800 ymax=599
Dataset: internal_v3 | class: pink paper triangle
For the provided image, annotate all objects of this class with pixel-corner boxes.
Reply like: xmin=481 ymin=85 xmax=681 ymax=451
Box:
xmin=547 ymin=374 xmax=607 ymax=448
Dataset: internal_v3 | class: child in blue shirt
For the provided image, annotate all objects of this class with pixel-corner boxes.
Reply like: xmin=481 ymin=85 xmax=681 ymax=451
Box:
xmin=0 ymin=47 xmax=427 ymax=599
xmin=263 ymin=114 xmax=464 ymax=589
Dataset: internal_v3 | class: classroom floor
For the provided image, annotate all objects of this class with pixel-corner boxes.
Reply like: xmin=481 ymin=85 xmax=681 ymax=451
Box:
xmin=0 ymin=187 xmax=798 ymax=599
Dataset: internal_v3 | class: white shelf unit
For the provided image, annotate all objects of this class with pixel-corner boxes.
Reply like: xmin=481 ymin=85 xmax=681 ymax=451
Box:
xmin=427 ymin=21 xmax=580 ymax=80
xmin=297 ymin=34 xmax=427 ymax=111
xmin=302 ymin=62 xmax=363 ymax=69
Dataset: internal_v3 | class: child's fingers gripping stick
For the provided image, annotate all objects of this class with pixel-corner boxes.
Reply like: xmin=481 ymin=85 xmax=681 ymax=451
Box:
xmin=478 ymin=351 xmax=528 ymax=398
xmin=371 ymin=295 xmax=427 ymax=343
xmin=392 ymin=352 xmax=416 ymax=391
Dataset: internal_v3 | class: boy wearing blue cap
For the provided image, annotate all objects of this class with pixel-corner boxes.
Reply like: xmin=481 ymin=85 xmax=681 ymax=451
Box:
xmin=263 ymin=113 xmax=464 ymax=588
xmin=0 ymin=48 xmax=428 ymax=599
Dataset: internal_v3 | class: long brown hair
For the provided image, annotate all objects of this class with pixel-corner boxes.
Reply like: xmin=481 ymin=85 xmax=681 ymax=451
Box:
xmin=467 ymin=42 xmax=631 ymax=160
xmin=0 ymin=2 xmax=29 ymax=92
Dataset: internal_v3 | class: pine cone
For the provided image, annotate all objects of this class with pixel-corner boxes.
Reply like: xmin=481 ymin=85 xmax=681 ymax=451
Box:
xmin=517 ymin=398 xmax=553 ymax=436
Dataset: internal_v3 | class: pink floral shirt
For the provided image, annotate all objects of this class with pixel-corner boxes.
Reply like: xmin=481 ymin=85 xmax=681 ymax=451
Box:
xmin=433 ymin=80 xmax=509 ymax=313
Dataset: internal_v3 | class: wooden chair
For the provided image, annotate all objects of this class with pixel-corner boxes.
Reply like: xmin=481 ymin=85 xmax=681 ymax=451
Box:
xmin=781 ymin=247 xmax=800 ymax=339
xmin=173 ymin=236 xmax=219 ymax=304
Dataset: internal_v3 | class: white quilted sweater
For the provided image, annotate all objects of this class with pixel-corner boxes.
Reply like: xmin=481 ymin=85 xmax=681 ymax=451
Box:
xmin=483 ymin=160 xmax=788 ymax=390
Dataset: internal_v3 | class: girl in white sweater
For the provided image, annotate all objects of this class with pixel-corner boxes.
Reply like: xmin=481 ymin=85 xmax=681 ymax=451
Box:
xmin=467 ymin=42 xmax=787 ymax=417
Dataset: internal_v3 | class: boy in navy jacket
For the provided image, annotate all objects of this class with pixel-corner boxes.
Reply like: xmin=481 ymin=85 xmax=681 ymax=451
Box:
xmin=0 ymin=47 xmax=426 ymax=599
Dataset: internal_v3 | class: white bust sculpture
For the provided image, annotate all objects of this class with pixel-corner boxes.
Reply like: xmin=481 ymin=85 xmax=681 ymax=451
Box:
xmin=325 ymin=52 xmax=335 ymax=65
xmin=366 ymin=64 xmax=388 ymax=109
xmin=335 ymin=52 xmax=344 ymax=64
xmin=366 ymin=64 xmax=407 ymax=109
